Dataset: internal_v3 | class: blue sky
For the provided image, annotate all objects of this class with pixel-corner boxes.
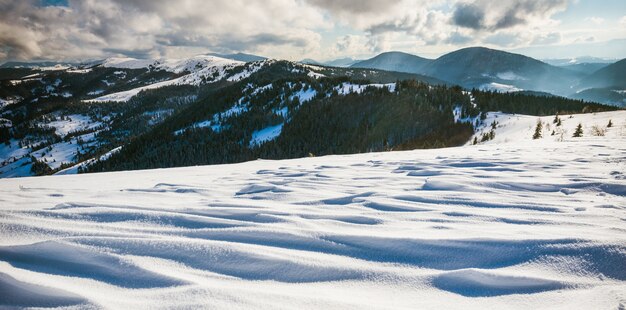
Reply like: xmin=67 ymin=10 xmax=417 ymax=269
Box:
xmin=1 ymin=0 xmax=624 ymax=62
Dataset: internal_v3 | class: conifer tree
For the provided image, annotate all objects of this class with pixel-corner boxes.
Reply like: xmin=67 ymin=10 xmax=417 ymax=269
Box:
xmin=573 ymin=123 xmax=583 ymax=137
xmin=533 ymin=119 xmax=543 ymax=139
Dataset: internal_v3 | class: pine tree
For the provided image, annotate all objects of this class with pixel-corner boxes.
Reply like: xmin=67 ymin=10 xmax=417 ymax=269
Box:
xmin=533 ymin=119 xmax=543 ymax=139
xmin=573 ymin=123 xmax=583 ymax=137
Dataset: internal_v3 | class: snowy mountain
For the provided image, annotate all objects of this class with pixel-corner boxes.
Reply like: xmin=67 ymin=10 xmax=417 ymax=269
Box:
xmin=1 ymin=54 xmax=460 ymax=178
xmin=88 ymin=55 xmax=260 ymax=102
xmin=0 ymin=61 xmax=78 ymax=69
xmin=0 ymin=110 xmax=624 ymax=309
xmin=0 ymin=50 xmax=620 ymax=179
xmin=206 ymin=52 xmax=267 ymax=62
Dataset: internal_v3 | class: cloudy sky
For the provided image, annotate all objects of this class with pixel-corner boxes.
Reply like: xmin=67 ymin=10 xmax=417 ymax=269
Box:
xmin=1 ymin=0 xmax=625 ymax=63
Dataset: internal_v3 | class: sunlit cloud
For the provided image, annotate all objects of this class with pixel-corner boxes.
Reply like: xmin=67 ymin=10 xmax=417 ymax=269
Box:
xmin=0 ymin=0 xmax=623 ymax=62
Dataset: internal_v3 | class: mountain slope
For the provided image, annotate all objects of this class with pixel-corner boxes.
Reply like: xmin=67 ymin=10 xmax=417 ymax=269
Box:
xmin=351 ymin=51 xmax=432 ymax=74
xmin=0 ymin=53 xmax=617 ymax=178
xmin=421 ymin=47 xmax=582 ymax=95
xmin=0 ymin=56 xmax=460 ymax=178
xmin=578 ymin=58 xmax=626 ymax=89
xmin=86 ymin=73 xmax=613 ymax=174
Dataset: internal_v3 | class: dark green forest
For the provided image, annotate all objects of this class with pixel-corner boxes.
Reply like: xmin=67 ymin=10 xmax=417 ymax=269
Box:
xmin=86 ymin=69 xmax=614 ymax=173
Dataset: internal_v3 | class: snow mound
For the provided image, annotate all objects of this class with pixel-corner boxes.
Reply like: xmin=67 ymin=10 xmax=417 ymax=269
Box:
xmin=0 ymin=272 xmax=89 ymax=308
xmin=433 ymin=269 xmax=569 ymax=297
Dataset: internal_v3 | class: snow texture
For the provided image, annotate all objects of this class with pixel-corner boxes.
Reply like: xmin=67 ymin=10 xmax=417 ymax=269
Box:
xmin=0 ymin=111 xmax=625 ymax=309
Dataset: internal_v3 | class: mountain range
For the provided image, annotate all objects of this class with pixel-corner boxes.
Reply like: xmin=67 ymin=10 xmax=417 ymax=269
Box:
xmin=301 ymin=57 xmax=360 ymax=67
xmin=0 ymin=47 xmax=622 ymax=178
xmin=349 ymin=47 xmax=625 ymax=106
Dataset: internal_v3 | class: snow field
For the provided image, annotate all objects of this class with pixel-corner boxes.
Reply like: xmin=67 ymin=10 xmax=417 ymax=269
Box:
xmin=470 ymin=110 xmax=625 ymax=145
xmin=0 ymin=110 xmax=625 ymax=308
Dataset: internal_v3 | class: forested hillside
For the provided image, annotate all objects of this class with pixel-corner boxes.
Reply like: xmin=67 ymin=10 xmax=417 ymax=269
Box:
xmin=86 ymin=68 xmax=613 ymax=173
xmin=0 ymin=57 xmax=617 ymax=177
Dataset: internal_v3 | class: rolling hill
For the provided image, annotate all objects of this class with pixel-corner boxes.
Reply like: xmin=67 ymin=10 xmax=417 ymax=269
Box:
xmin=351 ymin=51 xmax=432 ymax=74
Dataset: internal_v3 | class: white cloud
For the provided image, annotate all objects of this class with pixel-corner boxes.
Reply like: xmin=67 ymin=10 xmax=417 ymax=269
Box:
xmin=0 ymin=0 xmax=328 ymax=61
xmin=585 ymin=17 xmax=605 ymax=25
xmin=0 ymin=0 xmax=617 ymax=62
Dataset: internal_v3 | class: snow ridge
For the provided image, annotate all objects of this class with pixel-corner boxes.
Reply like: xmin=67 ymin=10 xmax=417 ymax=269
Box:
xmin=87 ymin=56 xmax=255 ymax=103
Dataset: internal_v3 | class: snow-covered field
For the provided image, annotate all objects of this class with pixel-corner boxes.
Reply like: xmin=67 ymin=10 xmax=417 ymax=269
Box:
xmin=471 ymin=111 xmax=625 ymax=145
xmin=0 ymin=112 xmax=625 ymax=309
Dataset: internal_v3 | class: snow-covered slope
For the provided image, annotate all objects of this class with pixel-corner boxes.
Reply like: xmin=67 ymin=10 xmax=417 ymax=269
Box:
xmin=1 ymin=113 xmax=625 ymax=309
xmin=101 ymin=57 xmax=157 ymax=69
xmin=0 ymin=114 xmax=106 ymax=178
xmin=87 ymin=56 xmax=254 ymax=102
xmin=470 ymin=110 xmax=625 ymax=145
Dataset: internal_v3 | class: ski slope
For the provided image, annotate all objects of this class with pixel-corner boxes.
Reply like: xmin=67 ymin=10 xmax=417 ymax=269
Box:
xmin=0 ymin=111 xmax=625 ymax=309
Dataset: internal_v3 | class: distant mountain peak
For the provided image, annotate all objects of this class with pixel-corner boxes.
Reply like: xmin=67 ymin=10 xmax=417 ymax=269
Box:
xmin=350 ymin=51 xmax=432 ymax=74
xmin=205 ymin=52 xmax=267 ymax=62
